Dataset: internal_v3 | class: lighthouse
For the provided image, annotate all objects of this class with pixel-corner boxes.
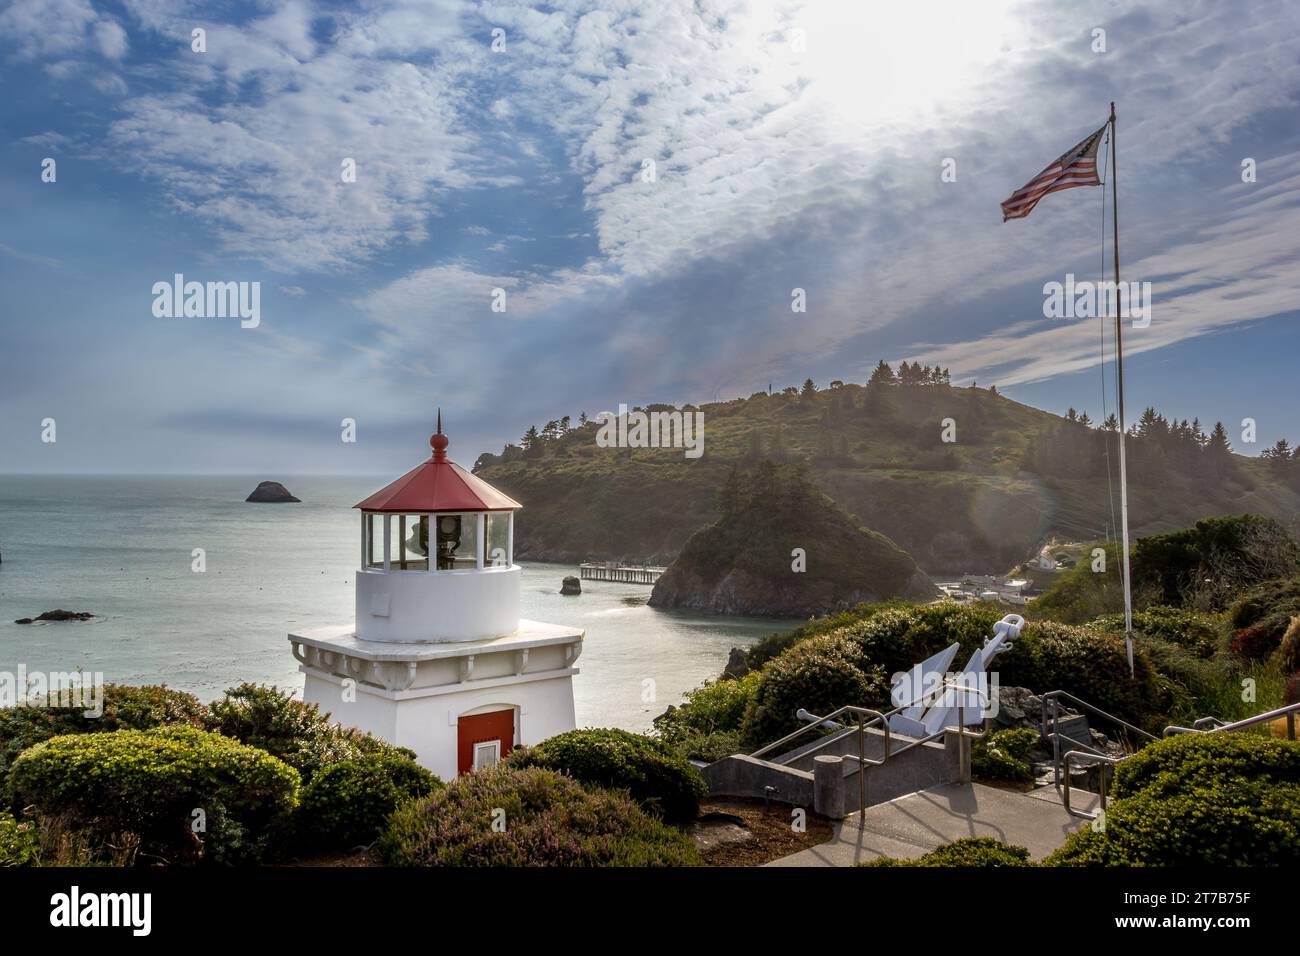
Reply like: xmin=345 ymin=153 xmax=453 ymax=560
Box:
xmin=288 ymin=415 xmax=583 ymax=779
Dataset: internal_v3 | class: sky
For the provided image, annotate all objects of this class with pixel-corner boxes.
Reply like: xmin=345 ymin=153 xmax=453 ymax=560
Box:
xmin=2 ymin=0 xmax=1300 ymax=475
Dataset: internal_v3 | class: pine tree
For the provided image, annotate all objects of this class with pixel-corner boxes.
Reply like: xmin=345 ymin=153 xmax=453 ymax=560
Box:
xmin=868 ymin=360 xmax=896 ymax=386
xmin=801 ymin=378 xmax=817 ymax=396
xmin=1207 ymin=421 xmax=1233 ymax=471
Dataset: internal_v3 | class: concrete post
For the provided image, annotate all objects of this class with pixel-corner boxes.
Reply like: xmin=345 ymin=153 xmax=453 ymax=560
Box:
xmin=946 ymin=730 xmax=971 ymax=783
xmin=813 ymin=755 xmax=845 ymax=818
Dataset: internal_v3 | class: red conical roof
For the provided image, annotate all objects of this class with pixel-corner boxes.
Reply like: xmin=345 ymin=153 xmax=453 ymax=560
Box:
xmin=354 ymin=417 xmax=521 ymax=513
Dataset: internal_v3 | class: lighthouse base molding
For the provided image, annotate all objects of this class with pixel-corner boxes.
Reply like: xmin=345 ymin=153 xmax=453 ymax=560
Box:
xmin=290 ymin=620 xmax=582 ymax=781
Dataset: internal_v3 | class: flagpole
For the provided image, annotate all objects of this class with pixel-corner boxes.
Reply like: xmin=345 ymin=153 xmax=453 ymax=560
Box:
xmin=1110 ymin=101 xmax=1135 ymax=677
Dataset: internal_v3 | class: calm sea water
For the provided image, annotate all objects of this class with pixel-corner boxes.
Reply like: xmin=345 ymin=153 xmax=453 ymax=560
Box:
xmin=0 ymin=476 xmax=786 ymax=731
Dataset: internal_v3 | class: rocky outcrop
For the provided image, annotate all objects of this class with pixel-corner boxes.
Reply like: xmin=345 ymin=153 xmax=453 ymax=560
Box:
xmin=560 ymin=575 xmax=581 ymax=595
xmin=14 ymin=609 xmax=95 ymax=624
xmin=245 ymin=481 xmax=301 ymax=503
xmin=648 ymin=463 xmax=937 ymax=618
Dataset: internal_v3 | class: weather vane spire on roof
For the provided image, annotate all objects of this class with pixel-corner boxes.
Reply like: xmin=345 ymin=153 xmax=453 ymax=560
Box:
xmin=431 ymin=407 xmax=449 ymax=459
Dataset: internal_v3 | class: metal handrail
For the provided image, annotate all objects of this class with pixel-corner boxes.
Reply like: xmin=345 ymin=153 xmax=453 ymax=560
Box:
xmin=1056 ymin=699 xmax=1300 ymax=819
xmin=1062 ymin=750 xmax=1121 ymax=819
xmin=1164 ymin=701 xmax=1300 ymax=740
xmin=1040 ymin=689 xmax=1158 ymax=791
xmin=751 ymin=679 xmax=993 ymax=814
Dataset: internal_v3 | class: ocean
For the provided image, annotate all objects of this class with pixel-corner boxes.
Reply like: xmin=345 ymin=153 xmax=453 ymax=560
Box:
xmin=0 ymin=476 xmax=785 ymax=730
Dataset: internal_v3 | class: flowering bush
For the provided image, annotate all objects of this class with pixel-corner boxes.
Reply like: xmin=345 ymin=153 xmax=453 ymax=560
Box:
xmin=377 ymin=766 xmax=700 ymax=867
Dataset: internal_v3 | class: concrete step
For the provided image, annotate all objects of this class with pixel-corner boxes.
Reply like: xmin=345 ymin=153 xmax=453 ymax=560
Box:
xmin=767 ymin=782 xmax=1098 ymax=867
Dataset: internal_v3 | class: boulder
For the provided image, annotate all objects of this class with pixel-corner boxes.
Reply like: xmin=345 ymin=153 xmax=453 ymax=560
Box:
xmin=14 ymin=609 xmax=95 ymax=624
xmin=245 ymin=481 xmax=301 ymax=503
xmin=560 ymin=575 xmax=581 ymax=595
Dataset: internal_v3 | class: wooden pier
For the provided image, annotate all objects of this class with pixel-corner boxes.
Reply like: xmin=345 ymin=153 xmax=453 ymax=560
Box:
xmin=579 ymin=562 xmax=666 ymax=585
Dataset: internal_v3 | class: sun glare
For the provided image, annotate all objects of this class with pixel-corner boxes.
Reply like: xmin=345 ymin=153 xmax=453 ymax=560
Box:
xmin=798 ymin=0 xmax=1022 ymax=126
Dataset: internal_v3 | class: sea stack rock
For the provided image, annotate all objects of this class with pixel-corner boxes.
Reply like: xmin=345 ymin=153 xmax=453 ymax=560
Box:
xmin=15 ymin=609 xmax=95 ymax=624
xmin=245 ymin=481 xmax=301 ymax=503
xmin=560 ymin=575 xmax=582 ymax=595
xmin=648 ymin=463 xmax=938 ymax=617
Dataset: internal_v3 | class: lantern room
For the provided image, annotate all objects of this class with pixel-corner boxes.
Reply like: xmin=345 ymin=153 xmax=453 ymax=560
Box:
xmin=351 ymin=418 xmax=522 ymax=643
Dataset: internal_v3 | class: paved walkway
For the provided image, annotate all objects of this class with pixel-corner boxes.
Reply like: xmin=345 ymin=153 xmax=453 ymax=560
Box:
xmin=767 ymin=782 xmax=1099 ymax=867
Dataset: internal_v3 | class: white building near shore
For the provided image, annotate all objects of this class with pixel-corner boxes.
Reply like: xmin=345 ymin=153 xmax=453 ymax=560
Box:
xmin=288 ymin=418 xmax=583 ymax=780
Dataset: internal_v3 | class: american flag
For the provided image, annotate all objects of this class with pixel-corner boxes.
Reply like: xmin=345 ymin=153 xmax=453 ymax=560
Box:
xmin=1001 ymin=123 xmax=1107 ymax=221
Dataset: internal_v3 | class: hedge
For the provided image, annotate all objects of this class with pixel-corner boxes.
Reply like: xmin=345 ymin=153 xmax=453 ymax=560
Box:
xmin=377 ymin=766 xmax=701 ymax=867
xmin=10 ymin=726 xmax=300 ymax=865
xmin=507 ymin=728 xmax=706 ymax=823
xmin=297 ymin=753 xmax=440 ymax=851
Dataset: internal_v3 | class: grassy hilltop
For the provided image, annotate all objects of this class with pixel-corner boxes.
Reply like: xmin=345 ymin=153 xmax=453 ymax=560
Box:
xmin=474 ymin=371 xmax=1300 ymax=574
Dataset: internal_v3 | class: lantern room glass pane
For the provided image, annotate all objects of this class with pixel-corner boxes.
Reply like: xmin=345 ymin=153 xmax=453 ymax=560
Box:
xmin=486 ymin=512 xmax=510 ymax=567
xmin=434 ymin=513 xmax=479 ymax=570
xmin=366 ymin=513 xmax=384 ymax=569
xmin=396 ymin=514 xmax=430 ymax=571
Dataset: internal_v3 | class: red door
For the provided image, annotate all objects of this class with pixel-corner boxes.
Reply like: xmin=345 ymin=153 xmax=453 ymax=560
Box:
xmin=457 ymin=710 xmax=515 ymax=774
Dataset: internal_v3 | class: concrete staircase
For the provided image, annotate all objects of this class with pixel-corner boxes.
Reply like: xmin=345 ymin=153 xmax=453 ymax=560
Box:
xmin=767 ymin=781 xmax=1100 ymax=866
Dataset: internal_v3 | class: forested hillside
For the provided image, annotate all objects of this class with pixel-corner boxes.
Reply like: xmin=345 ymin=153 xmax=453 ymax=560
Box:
xmin=474 ymin=365 xmax=1300 ymax=574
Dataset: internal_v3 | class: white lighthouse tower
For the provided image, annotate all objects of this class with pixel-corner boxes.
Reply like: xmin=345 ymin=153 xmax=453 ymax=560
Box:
xmin=289 ymin=415 xmax=583 ymax=779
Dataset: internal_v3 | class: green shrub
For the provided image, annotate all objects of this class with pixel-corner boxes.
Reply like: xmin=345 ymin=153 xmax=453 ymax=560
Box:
xmin=1049 ymin=778 xmax=1300 ymax=866
xmin=1090 ymin=606 xmax=1222 ymax=659
xmin=654 ymin=672 xmax=760 ymax=760
xmin=0 ymin=684 xmax=207 ymax=807
xmin=872 ymin=603 xmax=1003 ymax=672
xmin=863 ymin=837 xmax=1031 ymax=867
xmin=1112 ymin=731 xmax=1300 ymax=800
xmin=377 ymin=766 xmax=701 ymax=867
xmin=1049 ymin=734 xmax=1300 ymax=866
xmin=206 ymin=683 xmax=409 ymax=784
xmin=740 ymin=632 xmax=890 ymax=747
xmin=10 ymin=726 xmax=300 ymax=865
xmin=0 ymin=811 xmax=38 ymax=867
xmin=507 ymin=728 xmax=706 ymax=823
xmin=971 ymin=728 xmax=1038 ymax=782
xmin=997 ymin=621 xmax=1173 ymax=729
xmin=739 ymin=601 xmax=909 ymax=672
xmin=297 ymin=753 xmax=439 ymax=851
